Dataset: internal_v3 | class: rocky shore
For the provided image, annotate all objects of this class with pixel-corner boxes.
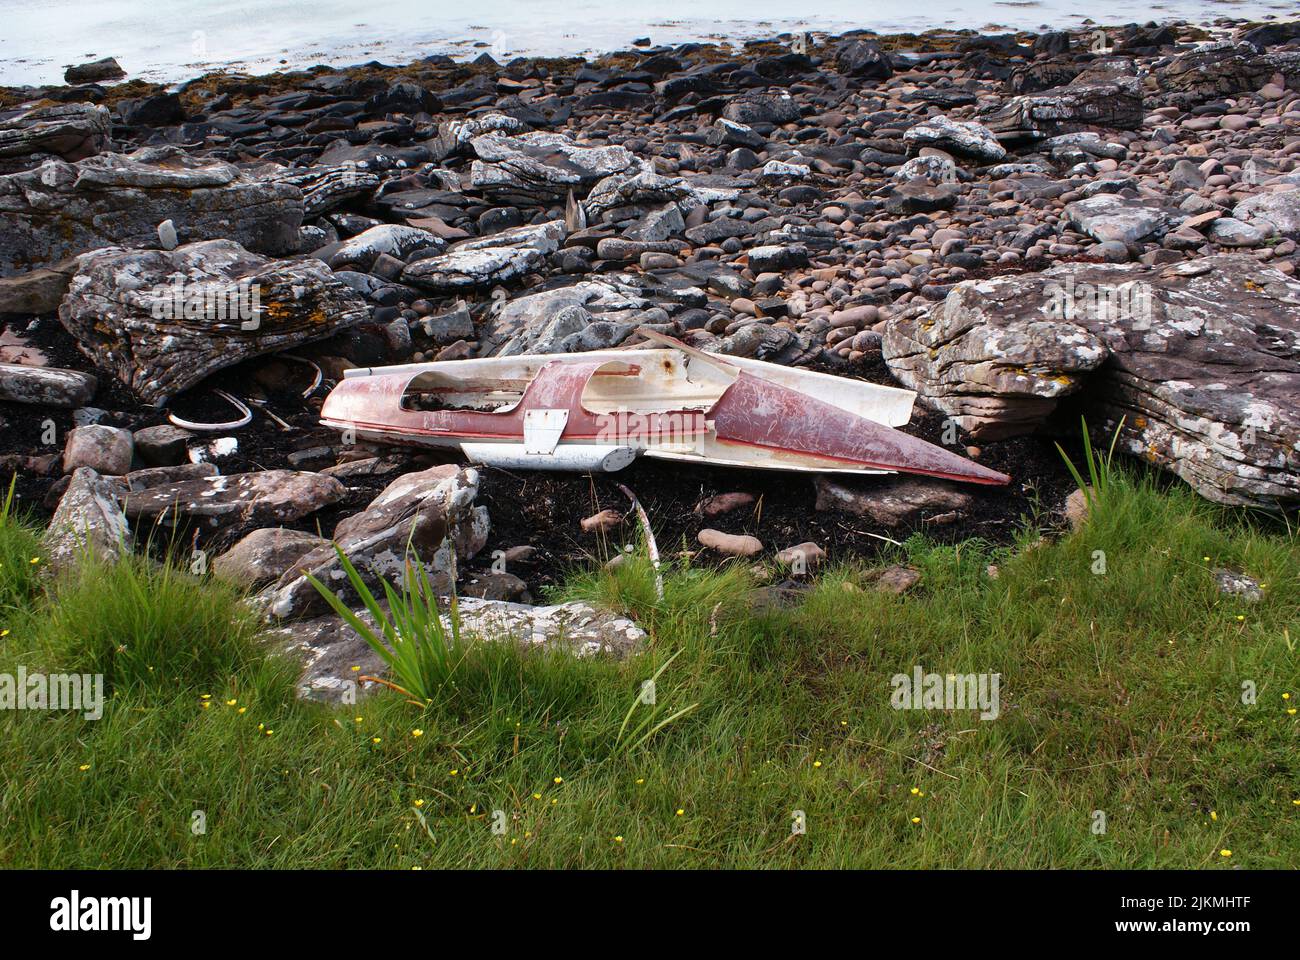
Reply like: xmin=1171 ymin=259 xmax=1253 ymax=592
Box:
xmin=2 ymin=18 xmax=1298 ymax=695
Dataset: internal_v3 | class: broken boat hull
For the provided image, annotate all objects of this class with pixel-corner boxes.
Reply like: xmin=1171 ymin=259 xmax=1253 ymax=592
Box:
xmin=319 ymin=333 xmax=1010 ymax=485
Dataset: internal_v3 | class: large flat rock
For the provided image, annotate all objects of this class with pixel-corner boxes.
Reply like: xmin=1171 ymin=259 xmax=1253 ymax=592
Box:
xmin=0 ymin=145 xmax=303 ymax=277
xmin=883 ymin=255 xmax=1300 ymax=509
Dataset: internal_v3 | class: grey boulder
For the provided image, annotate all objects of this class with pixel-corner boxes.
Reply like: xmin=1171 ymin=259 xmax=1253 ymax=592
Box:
xmin=0 ymin=103 xmax=111 ymax=173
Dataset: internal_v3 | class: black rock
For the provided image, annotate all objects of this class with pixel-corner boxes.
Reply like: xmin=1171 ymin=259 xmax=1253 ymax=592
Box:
xmin=835 ymin=40 xmax=893 ymax=80
xmin=117 ymin=94 xmax=185 ymax=126
xmin=65 ymin=57 xmax=125 ymax=84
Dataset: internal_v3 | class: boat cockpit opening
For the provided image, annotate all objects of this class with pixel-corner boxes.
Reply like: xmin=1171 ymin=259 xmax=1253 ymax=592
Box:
xmin=401 ymin=371 xmax=526 ymax=413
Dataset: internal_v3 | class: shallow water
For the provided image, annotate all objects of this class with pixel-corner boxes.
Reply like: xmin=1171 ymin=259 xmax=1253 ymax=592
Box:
xmin=0 ymin=0 xmax=1296 ymax=86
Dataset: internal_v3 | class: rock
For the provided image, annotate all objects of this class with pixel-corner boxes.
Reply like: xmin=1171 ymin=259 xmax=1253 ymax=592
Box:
xmin=132 ymin=425 xmax=193 ymax=466
xmin=117 ymin=94 xmax=185 ymax=126
xmin=328 ymin=223 xmax=443 ymax=270
xmin=64 ymin=57 xmax=126 ymax=84
xmin=59 ymin=239 xmax=368 ymax=405
xmin=747 ymin=245 xmax=808 ymax=272
xmin=419 ymin=303 xmax=475 ymax=345
xmin=460 ymin=571 xmax=530 ymax=602
xmin=0 ymin=264 xmax=75 ymax=315
xmin=697 ymin=492 xmax=755 ymax=518
xmin=274 ymin=597 xmax=645 ymax=701
xmin=62 ymin=425 xmax=133 ymax=476
xmin=1065 ymin=194 xmax=1182 ymax=244
xmin=1212 ymin=568 xmax=1263 ymax=602
xmin=580 ymin=509 xmax=623 ymax=533
xmin=759 ymin=160 xmax=810 ymax=183
xmin=904 ymin=116 xmax=1005 ymax=163
xmin=882 ymin=256 xmax=1300 ymax=508
xmin=265 ymin=466 xmax=488 ymax=620
xmin=1064 ymin=488 xmax=1090 ymax=530
xmin=475 ymin=276 xmax=659 ymax=356
xmin=213 ymin=527 xmax=331 ymax=588
xmin=259 ymin=163 xmax=381 ymax=216
xmin=885 ymin=180 xmax=961 ymax=214
xmin=835 ymin=40 xmax=893 ymax=80
xmin=429 ymin=113 xmax=529 ymax=162
xmin=867 ymin=564 xmax=922 ymax=594
xmin=401 ymin=221 xmax=565 ymax=291
xmin=469 ymin=132 xmax=637 ymax=203
xmin=123 ymin=470 xmax=346 ymax=527
xmin=123 ymin=462 xmax=217 ymax=491
xmin=776 ymin=541 xmax=825 ymax=570
xmin=366 ymin=81 xmax=441 ymax=116
xmin=1207 ymin=217 xmax=1268 ymax=247
xmin=978 ymin=79 xmax=1144 ymax=141
xmin=44 ymin=467 xmax=131 ymax=572
xmin=0 ymin=363 xmax=96 ymax=407
xmin=697 ymin=528 xmax=763 ymax=557
xmin=583 ymin=168 xmax=696 ymax=220
xmin=896 ymin=154 xmax=959 ymax=183
xmin=0 ymin=145 xmax=303 ymax=276
xmin=1154 ymin=41 xmax=1300 ymax=100
xmin=814 ymin=475 xmax=974 ymax=526
xmin=706 ymin=118 xmax=766 ymax=151
xmin=722 ymin=93 xmax=801 ymax=126
xmin=0 ymin=103 xmax=111 ymax=173
xmin=1232 ymin=190 xmax=1300 ymax=239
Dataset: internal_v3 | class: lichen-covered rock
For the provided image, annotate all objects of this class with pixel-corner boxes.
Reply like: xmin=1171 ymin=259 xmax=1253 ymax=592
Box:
xmin=903 ymin=115 xmax=1005 ymax=163
xmin=0 ymin=103 xmax=111 ymax=173
xmin=0 ymin=145 xmax=303 ymax=276
xmin=582 ymin=167 xmax=694 ymax=220
xmin=475 ymin=276 xmax=672 ymax=356
xmin=429 ymin=113 xmax=529 ymax=162
xmin=1232 ymin=190 xmax=1300 ymax=239
xmin=45 ymin=467 xmax=131 ymax=571
xmin=122 ymin=469 xmax=346 ymax=527
xmin=0 ymin=363 xmax=96 ymax=407
xmin=62 ymin=424 xmax=133 ymax=476
xmin=258 ymin=162 xmax=381 ymax=216
xmin=1154 ymin=41 xmax=1300 ymax=101
xmin=265 ymin=465 xmax=489 ymax=621
xmin=272 ymin=597 xmax=645 ymax=702
xmin=469 ymin=132 xmax=637 ymax=203
xmin=400 ymin=220 xmax=565 ymax=291
xmin=882 ymin=255 xmax=1300 ymax=508
xmin=1065 ymin=194 xmax=1185 ymax=244
xmin=327 ymin=223 xmax=444 ymax=271
xmin=59 ymin=239 xmax=368 ymax=404
xmin=978 ymin=79 xmax=1144 ymax=141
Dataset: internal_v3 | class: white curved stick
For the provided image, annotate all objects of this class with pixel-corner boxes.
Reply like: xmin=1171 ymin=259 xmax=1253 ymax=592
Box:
xmin=281 ymin=354 xmax=324 ymax=398
xmin=168 ymin=389 xmax=253 ymax=432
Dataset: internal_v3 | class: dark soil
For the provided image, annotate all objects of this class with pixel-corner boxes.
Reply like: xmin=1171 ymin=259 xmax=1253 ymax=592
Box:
xmin=2 ymin=310 xmax=1083 ymax=596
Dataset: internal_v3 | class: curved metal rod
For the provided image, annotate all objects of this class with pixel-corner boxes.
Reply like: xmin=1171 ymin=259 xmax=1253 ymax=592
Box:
xmin=281 ymin=354 xmax=324 ymax=398
xmin=168 ymin=389 xmax=253 ymax=432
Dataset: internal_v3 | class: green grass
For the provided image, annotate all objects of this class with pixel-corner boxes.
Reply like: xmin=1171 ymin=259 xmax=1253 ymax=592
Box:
xmin=1 ymin=468 xmax=1297 ymax=868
